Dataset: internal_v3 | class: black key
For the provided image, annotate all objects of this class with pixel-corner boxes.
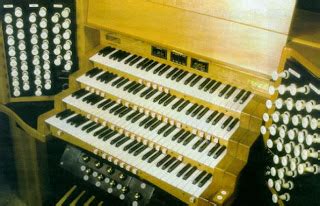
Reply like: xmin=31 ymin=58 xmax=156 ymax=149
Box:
xmin=123 ymin=81 xmax=136 ymax=91
xmin=109 ymin=50 xmax=122 ymax=59
xmin=133 ymin=145 xmax=148 ymax=156
xmin=239 ymin=91 xmax=251 ymax=104
xmin=148 ymin=151 xmax=162 ymax=163
xmin=136 ymin=58 xmax=149 ymax=68
xmin=166 ymin=67 xmax=179 ymax=79
xmin=192 ymin=138 xmax=204 ymax=150
xmin=126 ymin=111 xmax=140 ymax=121
xmin=198 ymin=173 xmax=212 ymax=187
xmin=60 ymin=110 xmax=75 ymax=120
xmin=93 ymin=127 xmax=108 ymax=136
xmin=156 ymin=155 xmax=170 ymax=167
xmin=103 ymin=131 xmax=118 ymax=141
xmin=158 ymin=93 xmax=171 ymax=104
xmin=119 ymin=107 xmax=133 ymax=118
xmin=140 ymin=87 xmax=153 ymax=98
xmin=184 ymin=74 xmax=196 ymax=85
xmin=128 ymin=142 xmax=143 ymax=154
xmin=171 ymin=98 xmax=184 ymax=110
xmin=176 ymin=70 xmax=188 ymax=82
xmin=109 ymin=104 xmax=123 ymax=114
xmin=177 ymin=164 xmax=191 ymax=177
xmin=142 ymin=149 xmax=156 ymax=160
xmin=123 ymin=140 xmax=138 ymax=151
xmin=145 ymin=61 xmax=158 ymax=71
xmin=87 ymin=124 xmax=100 ymax=133
xmin=128 ymin=82 xmax=140 ymax=93
xmin=75 ymin=117 xmax=89 ymax=127
xmin=114 ymin=106 xmax=127 ymax=116
xmin=81 ymin=122 xmax=95 ymax=131
xmin=225 ymin=86 xmax=236 ymax=99
xmin=172 ymin=130 xmax=184 ymax=141
xmin=97 ymin=99 xmax=111 ymax=108
xmin=97 ymin=128 xmax=113 ymax=139
xmin=157 ymin=123 xmax=171 ymax=135
xmin=111 ymin=77 xmax=125 ymax=86
xmin=190 ymin=76 xmax=202 ymax=87
xmin=149 ymin=120 xmax=162 ymax=131
xmin=163 ymin=95 xmax=176 ymax=106
xmin=141 ymin=59 xmax=154 ymax=70
xmin=183 ymin=166 xmax=197 ymax=180
xmin=183 ymin=134 xmax=196 ymax=146
xmin=162 ymin=157 xmax=176 ymax=170
xmin=212 ymin=113 xmax=224 ymax=125
xmin=110 ymin=134 xmax=125 ymax=145
xmin=213 ymin=145 xmax=226 ymax=158
xmin=145 ymin=89 xmax=158 ymax=99
xmin=198 ymin=140 xmax=210 ymax=152
xmin=206 ymin=111 xmax=218 ymax=123
xmin=227 ymin=118 xmax=239 ymax=131
xmin=233 ymin=89 xmax=245 ymax=102
xmin=178 ymin=100 xmax=190 ymax=112
xmin=207 ymin=144 xmax=220 ymax=156
xmin=218 ymin=84 xmax=231 ymax=97
xmin=193 ymin=171 xmax=207 ymax=185
xmin=153 ymin=92 xmax=166 ymax=103
xmin=139 ymin=116 xmax=153 ymax=127
xmin=168 ymin=160 xmax=181 ymax=172
xmin=177 ymin=131 xmax=191 ymax=143
xmin=191 ymin=105 xmax=204 ymax=117
xmin=131 ymin=113 xmax=144 ymax=123
xmin=171 ymin=69 xmax=183 ymax=81
xmin=72 ymin=89 xmax=89 ymax=98
xmin=132 ymin=84 xmax=146 ymax=94
xmin=209 ymin=82 xmax=221 ymax=94
xmin=67 ymin=114 xmax=82 ymax=124
xmin=85 ymin=67 xmax=102 ymax=77
xmin=221 ymin=116 xmax=233 ymax=129
xmin=204 ymin=80 xmax=216 ymax=92
xmin=102 ymin=101 xmax=116 ymax=111
xmin=163 ymin=125 xmax=176 ymax=137
xmin=56 ymin=109 xmax=71 ymax=118
xmin=158 ymin=65 xmax=171 ymax=76
xmin=144 ymin=117 xmax=158 ymax=129
xmin=124 ymin=54 xmax=137 ymax=64
xmin=118 ymin=51 xmax=130 ymax=61
xmin=129 ymin=56 xmax=143 ymax=66
xmin=115 ymin=137 xmax=130 ymax=147
xmin=197 ymin=107 xmax=209 ymax=119
xmin=153 ymin=64 xmax=166 ymax=74
xmin=198 ymin=78 xmax=210 ymax=90
xmin=186 ymin=103 xmax=198 ymax=115
xmin=116 ymin=78 xmax=130 ymax=88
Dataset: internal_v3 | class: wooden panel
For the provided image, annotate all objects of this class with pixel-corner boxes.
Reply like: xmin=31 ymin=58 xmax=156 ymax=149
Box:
xmin=148 ymin=0 xmax=297 ymax=34
xmin=87 ymin=0 xmax=290 ymax=76
xmin=290 ymin=10 xmax=320 ymax=49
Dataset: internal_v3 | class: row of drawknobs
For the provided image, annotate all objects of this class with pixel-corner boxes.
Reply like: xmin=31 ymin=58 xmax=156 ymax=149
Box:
xmin=2 ymin=2 xmax=77 ymax=97
xmin=262 ymin=61 xmax=320 ymax=204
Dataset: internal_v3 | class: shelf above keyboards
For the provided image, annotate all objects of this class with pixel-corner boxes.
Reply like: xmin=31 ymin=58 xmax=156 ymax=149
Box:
xmin=89 ymin=47 xmax=254 ymax=116
xmin=76 ymin=68 xmax=240 ymax=141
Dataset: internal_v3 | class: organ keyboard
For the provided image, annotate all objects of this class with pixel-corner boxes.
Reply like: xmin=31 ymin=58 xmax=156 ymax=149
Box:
xmin=37 ymin=0 xmax=298 ymax=205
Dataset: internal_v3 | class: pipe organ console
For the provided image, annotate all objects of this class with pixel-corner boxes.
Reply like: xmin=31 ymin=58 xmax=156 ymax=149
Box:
xmin=0 ymin=0 xmax=319 ymax=206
